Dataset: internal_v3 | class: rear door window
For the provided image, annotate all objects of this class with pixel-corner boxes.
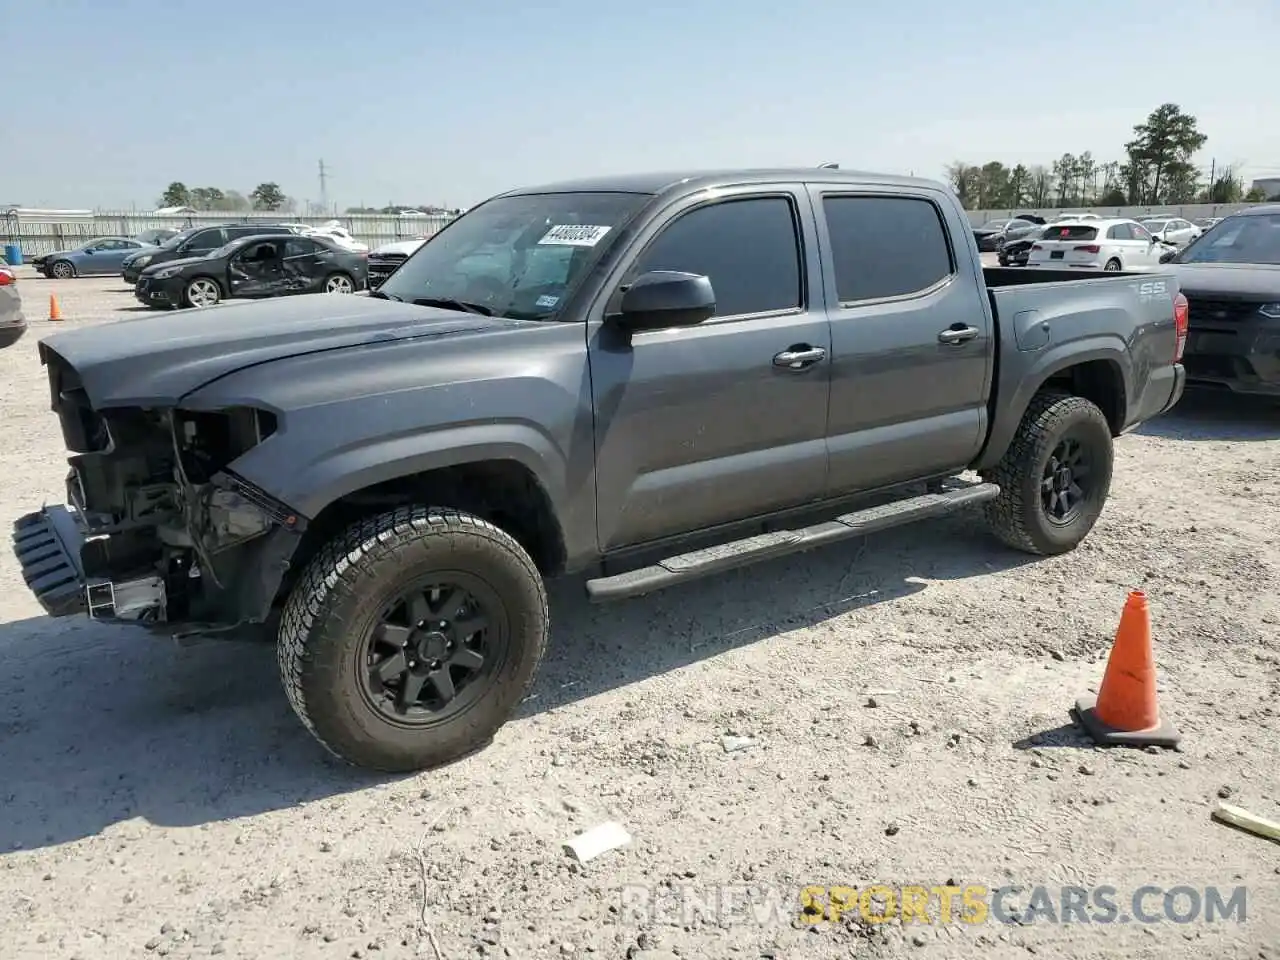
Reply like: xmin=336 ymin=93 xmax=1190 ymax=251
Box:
xmin=283 ymin=237 xmax=322 ymax=258
xmin=1107 ymin=223 xmax=1133 ymax=241
xmin=188 ymin=228 xmax=226 ymax=253
xmin=821 ymin=195 xmax=954 ymax=302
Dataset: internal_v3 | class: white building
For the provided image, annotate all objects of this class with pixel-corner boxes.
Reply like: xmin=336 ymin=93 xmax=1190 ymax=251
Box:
xmin=1250 ymin=177 xmax=1280 ymax=199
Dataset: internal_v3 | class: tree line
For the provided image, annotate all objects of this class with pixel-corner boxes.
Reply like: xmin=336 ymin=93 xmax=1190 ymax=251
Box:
xmin=158 ymin=181 xmax=294 ymax=213
xmin=947 ymin=103 xmax=1274 ymax=211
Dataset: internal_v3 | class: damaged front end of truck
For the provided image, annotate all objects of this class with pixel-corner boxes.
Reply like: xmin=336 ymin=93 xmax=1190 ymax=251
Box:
xmin=13 ymin=344 xmax=305 ymax=638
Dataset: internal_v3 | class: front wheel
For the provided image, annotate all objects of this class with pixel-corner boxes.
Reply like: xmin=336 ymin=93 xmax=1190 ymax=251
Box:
xmin=323 ymin=272 xmax=355 ymax=294
xmin=184 ymin=277 xmax=222 ymax=308
xmin=278 ymin=507 xmax=549 ymax=772
xmin=50 ymin=260 xmax=75 ymax=280
xmin=982 ymin=392 xmax=1113 ymax=555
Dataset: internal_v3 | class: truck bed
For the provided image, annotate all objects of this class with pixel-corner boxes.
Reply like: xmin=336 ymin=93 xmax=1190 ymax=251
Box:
xmin=983 ymin=265 xmax=1163 ymax=287
xmin=973 ymin=264 xmax=1184 ymax=471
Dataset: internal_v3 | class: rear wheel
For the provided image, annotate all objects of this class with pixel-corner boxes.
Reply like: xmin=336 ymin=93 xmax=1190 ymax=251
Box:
xmin=1103 ymin=258 xmax=1122 ymax=272
xmin=278 ymin=506 xmax=548 ymax=772
xmin=323 ymin=272 xmax=355 ymax=294
xmin=184 ymin=277 xmax=221 ymax=308
xmin=982 ymin=391 xmax=1113 ymax=555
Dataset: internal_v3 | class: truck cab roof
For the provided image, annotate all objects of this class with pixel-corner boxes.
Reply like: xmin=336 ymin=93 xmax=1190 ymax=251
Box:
xmin=498 ymin=168 xmax=946 ymax=199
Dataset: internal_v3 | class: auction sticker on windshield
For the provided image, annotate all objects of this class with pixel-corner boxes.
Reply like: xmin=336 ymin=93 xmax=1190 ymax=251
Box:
xmin=538 ymin=224 xmax=612 ymax=247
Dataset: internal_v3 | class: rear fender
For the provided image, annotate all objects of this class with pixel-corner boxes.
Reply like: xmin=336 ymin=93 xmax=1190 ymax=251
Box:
xmin=974 ymin=337 xmax=1131 ymax=471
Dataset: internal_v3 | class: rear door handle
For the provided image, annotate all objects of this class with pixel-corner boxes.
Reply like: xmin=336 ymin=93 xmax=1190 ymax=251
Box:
xmin=773 ymin=346 xmax=827 ymax=369
xmin=938 ymin=325 xmax=980 ymax=345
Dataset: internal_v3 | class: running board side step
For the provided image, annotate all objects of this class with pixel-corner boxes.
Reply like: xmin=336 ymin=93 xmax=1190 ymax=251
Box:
xmin=585 ymin=482 xmax=1000 ymax=603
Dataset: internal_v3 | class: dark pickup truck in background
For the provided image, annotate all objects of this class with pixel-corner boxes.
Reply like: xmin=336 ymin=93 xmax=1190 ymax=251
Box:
xmin=12 ymin=168 xmax=1187 ymax=772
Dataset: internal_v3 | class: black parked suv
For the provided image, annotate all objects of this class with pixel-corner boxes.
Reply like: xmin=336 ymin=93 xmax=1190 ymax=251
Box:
xmin=122 ymin=224 xmax=299 ymax=283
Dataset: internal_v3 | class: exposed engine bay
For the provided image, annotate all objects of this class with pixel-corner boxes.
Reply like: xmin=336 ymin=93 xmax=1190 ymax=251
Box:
xmin=42 ymin=347 xmax=304 ymax=632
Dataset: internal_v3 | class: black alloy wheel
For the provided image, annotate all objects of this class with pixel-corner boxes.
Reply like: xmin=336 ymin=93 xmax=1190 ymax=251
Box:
xmin=1040 ymin=436 xmax=1091 ymax=526
xmin=361 ymin=580 xmax=504 ymax=725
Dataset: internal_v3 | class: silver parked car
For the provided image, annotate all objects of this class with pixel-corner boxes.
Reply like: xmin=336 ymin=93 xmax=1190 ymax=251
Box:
xmin=0 ymin=259 xmax=27 ymax=347
xmin=1139 ymin=217 xmax=1201 ymax=246
xmin=30 ymin=236 xmax=158 ymax=279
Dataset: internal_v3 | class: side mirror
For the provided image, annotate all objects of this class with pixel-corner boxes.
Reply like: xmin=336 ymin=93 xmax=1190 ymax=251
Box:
xmin=1159 ymin=250 xmax=1177 ymax=264
xmin=614 ymin=271 xmax=716 ymax=332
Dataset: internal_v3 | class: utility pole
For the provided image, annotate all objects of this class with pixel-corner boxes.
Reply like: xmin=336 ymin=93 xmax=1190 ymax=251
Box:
xmin=318 ymin=159 xmax=330 ymax=214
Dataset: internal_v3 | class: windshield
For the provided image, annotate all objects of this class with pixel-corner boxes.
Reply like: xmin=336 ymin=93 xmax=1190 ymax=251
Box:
xmin=981 ymin=220 xmax=1009 ymax=230
xmin=1176 ymin=214 xmax=1280 ymax=265
xmin=376 ymin=192 xmax=648 ymax=320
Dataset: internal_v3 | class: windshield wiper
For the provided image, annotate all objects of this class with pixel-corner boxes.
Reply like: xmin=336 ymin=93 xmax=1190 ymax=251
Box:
xmin=411 ymin=296 xmax=494 ymax=317
xmin=368 ymin=289 xmax=403 ymax=301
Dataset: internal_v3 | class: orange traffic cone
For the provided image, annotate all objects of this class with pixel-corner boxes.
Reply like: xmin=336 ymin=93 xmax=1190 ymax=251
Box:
xmin=1073 ymin=590 xmax=1180 ymax=748
xmin=48 ymin=294 xmax=62 ymax=321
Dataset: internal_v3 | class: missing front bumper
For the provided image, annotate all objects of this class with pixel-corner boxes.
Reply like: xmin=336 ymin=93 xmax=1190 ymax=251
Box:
xmin=12 ymin=505 xmax=89 ymax=617
xmin=85 ymin=576 xmax=167 ymax=621
xmin=11 ymin=505 xmax=169 ymax=622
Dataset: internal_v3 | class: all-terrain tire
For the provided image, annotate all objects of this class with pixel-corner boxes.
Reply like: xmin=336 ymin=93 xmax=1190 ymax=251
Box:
xmin=982 ymin=391 xmax=1113 ymax=556
xmin=277 ymin=506 xmax=548 ymax=772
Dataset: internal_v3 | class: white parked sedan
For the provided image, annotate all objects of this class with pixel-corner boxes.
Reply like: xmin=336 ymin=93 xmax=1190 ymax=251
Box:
xmin=1139 ymin=217 xmax=1201 ymax=246
xmin=1027 ymin=218 xmax=1173 ymax=272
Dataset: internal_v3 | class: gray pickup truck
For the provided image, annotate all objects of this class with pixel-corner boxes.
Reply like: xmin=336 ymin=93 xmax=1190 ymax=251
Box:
xmin=12 ymin=168 xmax=1187 ymax=771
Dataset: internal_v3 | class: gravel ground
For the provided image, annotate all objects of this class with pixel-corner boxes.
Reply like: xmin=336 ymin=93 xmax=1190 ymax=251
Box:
xmin=1 ymin=269 xmax=1278 ymax=960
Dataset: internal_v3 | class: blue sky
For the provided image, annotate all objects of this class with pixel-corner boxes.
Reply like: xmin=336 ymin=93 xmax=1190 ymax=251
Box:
xmin=7 ymin=0 xmax=1279 ymax=210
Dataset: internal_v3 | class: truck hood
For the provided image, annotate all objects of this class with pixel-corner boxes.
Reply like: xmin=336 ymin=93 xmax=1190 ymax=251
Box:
xmin=1173 ymin=263 xmax=1280 ymax=300
xmin=39 ymin=295 xmax=511 ymax=409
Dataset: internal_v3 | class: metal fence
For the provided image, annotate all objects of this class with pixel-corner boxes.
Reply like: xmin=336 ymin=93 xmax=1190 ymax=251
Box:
xmin=4 ymin=201 xmax=1274 ymax=258
xmin=1 ymin=211 xmax=458 ymax=257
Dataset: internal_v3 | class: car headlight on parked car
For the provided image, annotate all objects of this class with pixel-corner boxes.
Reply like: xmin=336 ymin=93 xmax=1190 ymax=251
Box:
xmin=133 ymin=255 xmax=153 ymax=269
xmin=1258 ymin=303 xmax=1280 ymax=320
xmin=154 ymin=266 xmax=182 ymax=280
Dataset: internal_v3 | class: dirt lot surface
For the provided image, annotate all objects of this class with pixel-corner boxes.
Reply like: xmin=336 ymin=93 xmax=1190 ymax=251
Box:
xmin=1 ymin=269 xmax=1278 ymax=960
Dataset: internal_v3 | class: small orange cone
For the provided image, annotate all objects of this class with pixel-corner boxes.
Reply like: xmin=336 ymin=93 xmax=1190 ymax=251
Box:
xmin=48 ymin=294 xmax=62 ymax=321
xmin=1073 ymin=590 xmax=1180 ymax=748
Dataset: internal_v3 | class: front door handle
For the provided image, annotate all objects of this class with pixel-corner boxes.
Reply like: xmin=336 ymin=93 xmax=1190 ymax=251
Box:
xmin=938 ymin=325 xmax=980 ymax=345
xmin=773 ymin=346 xmax=827 ymax=370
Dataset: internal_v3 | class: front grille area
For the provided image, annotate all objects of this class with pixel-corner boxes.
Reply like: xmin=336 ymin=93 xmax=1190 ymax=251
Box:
xmin=1185 ymin=298 xmax=1262 ymax=328
xmin=367 ymin=253 xmax=408 ymax=288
